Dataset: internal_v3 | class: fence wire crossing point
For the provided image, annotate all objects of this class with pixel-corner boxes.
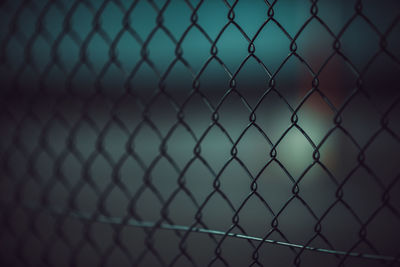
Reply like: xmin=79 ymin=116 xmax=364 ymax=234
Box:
xmin=0 ymin=0 xmax=400 ymax=267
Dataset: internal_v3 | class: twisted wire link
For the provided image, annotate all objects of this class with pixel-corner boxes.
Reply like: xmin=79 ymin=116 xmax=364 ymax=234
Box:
xmin=1 ymin=0 xmax=400 ymax=266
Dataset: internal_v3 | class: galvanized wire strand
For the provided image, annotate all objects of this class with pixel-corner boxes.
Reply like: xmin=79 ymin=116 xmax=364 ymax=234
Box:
xmin=1 ymin=0 xmax=400 ymax=266
xmin=21 ymin=203 xmax=400 ymax=264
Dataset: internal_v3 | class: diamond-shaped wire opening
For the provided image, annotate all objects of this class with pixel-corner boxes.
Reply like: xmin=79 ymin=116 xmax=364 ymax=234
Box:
xmin=1 ymin=1 xmax=400 ymax=267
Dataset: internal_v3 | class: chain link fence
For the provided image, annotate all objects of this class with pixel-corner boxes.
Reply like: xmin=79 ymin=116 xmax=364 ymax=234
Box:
xmin=1 ymin=0 xmax=400 ymax=266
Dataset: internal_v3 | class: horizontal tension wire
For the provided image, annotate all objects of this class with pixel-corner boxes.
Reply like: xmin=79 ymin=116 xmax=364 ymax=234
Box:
xmin=29 ymin=203 xmax=398 ymax=263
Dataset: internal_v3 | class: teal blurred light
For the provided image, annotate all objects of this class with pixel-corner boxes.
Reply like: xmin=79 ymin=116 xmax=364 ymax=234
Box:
xmin=2 ymin=0 xmax=353 ymax=93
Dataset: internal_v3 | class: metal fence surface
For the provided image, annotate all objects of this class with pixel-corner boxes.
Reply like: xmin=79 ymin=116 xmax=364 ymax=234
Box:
xmin=1 ymin=0 xmax=400 ymax=266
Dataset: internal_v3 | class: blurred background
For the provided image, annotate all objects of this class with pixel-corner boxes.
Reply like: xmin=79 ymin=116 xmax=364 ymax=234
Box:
xmin=1 ymin=0 xmax=400 ymax=266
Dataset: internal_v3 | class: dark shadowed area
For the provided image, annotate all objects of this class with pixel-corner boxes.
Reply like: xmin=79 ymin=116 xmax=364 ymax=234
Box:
xmin=1 ymin=0 xmax=400 ymax=266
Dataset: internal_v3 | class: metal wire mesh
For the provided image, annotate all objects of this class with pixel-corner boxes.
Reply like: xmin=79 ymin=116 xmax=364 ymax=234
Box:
xmin=1 ymin=0 xmax=400 ymax=266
